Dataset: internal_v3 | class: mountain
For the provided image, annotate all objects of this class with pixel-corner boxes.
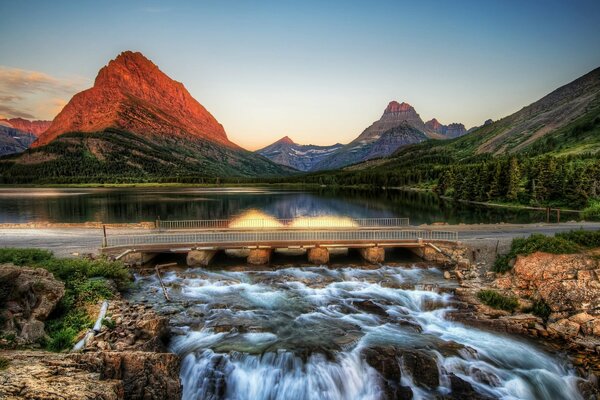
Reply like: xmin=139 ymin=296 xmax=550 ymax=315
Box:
xmin=462 ymin=66 xmax=600 ymax=156
xmin=256 ymin=136 xmax=343 ymax=171
xmin=310 ymin=65 xmax=600 ymax=180
xmin=311 ymin=101 xmax=444 ymax=171
xmin=0 ymin=118 xmax=51 ymax=136
xmin=0 ymin=125 xmax=37 ymax=156
xmin=1 ymin=51 xmax=292 ymax=182
xmin=425 ymin=118 xmax=467 ymax=138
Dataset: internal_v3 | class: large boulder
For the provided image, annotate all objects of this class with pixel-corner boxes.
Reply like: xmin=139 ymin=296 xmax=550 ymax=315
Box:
xmin=0 ymin=264 xmax=65 ymax=344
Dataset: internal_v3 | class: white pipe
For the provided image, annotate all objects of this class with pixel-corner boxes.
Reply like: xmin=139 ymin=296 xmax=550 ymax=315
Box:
xmin=93 ymin=300 xmax=109 ymax=332
xmin=72 ymin=330 xmax=94 ymax=351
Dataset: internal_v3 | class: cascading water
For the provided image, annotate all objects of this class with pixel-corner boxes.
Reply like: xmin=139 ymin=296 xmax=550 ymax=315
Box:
xmin=132 ymin=266 xmax=585 ymax=400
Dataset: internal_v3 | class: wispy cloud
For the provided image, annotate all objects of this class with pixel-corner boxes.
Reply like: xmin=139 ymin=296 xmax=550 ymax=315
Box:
xmin=0 ymin=66 xmax=88 ymax=120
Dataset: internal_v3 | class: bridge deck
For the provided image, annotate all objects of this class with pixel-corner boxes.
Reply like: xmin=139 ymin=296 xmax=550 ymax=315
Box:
xmin=102 ymin=229 xmax=458 ymax=252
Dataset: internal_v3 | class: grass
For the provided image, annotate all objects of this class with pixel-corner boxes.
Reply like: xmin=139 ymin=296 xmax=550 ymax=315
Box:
xmin=0 ymin=356 xmax=9 ymax=370
xmin=525 ymin=298 xmax=552 ymax=320
xmin=477 ymin=290 xmax=519 ymax=312
xmin=493 ymin=233 xmax=580 ymax=272
xmin=0 ymin=248 xmax=131 ymax=351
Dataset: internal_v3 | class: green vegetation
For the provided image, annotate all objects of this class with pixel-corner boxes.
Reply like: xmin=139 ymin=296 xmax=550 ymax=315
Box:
xmin=525 ymin=299 xmax=552 ymax=320
xmin=477 ymin=290 xmax=519 ymax=312
xmin=0 ymin=356 xmax=9 ymax=370
xmin=102 ymin=317 xmax=116 ymax=330
xmin=0 ymin=248 xmax=131 ymax=351
xmin=0 ymin=129 xmax=294 ymax=184
xmin=582 ymin=199 xmax=600 ymax=220
xmin=493 ymin=230 xmax=600 ymax=273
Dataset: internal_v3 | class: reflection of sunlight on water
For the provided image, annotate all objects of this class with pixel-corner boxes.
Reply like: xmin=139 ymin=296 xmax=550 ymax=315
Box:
xmin=289 ymin=216 xmax=358 ymax=228
xmin=0 ymin=189 xmax=86 ymax=197
xmin=229 ymin=209 xmax=284 ymax=228
xmin=229 ymin=210 xmax=360 ymax=229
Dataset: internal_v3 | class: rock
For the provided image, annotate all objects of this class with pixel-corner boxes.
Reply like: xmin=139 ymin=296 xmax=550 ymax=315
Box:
xmin=569 ymin=312 xmax=596 ymax=325
xmin=362 ymin=346 xmax=413 ymax=400
xmin=548 ymin=319 xmax=581 ymax=338
xmin=186 ymin=250 xmax=217 ymax=267
xmin=0 ymin=263 xmax=65 ymax=344
xmin=75 ymin=351 xmax=181 ymax=400
xmin=401 ymin=350 xmax=439 ymax=389
xmin=447 ymin=373 xmax=493 ymax=399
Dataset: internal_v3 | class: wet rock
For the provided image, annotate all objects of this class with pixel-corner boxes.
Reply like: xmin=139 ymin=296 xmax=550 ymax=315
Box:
xmin=401 ymin=350 xmax=439 ymax=389
xmin=352 ymin=299 xmax=388 ymax=317
xmin=362 ymin=346 xmax=413 ymax=400
xmin=445 ymin=373 xmax=494 ymax=400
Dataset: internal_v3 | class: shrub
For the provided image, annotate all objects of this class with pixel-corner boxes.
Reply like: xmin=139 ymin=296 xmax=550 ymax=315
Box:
xmin=493 ymin=234 xmax=579 ymax=272
xmin=45 ymin=309 xmax=92 ymax=352
xmin=102 ymin=318 xmax=116 ymax=329
xmin=0 ymin=248 xmax=53 ymax=266
xmin=477 ymin=290 xmax=519 ymax=312
xmin=526 ymin=299 xmax=552 ymax=320
xmin=557 ymin=229 xmax=600 ymax=248
xmin=0 ymin=356 xmax=9 ymax=370
xmin=46 ymin=327 xmax=78 ymax=352
xmin=582 ymin=199 xmax=600 ymax=220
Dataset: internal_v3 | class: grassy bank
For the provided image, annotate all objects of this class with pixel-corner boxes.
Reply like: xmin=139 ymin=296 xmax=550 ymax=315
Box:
xmin=0 ymin=248 xmax=130 ymax=351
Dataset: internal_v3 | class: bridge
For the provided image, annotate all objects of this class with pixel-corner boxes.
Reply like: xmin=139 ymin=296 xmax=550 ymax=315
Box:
xmin=101 ymin=218 xmax=459 ymax=266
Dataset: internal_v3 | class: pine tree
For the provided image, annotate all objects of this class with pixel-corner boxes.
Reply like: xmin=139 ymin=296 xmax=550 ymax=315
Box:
xmin=506 ymin=157 xmax=521 ymax=202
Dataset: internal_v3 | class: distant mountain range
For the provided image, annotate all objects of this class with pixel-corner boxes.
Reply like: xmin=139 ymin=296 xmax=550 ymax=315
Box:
xmin=256 ymin=136 xmax=343 ymax=171
xmin=258 ymin=101 xmax=468 ymax=171
xmin=0 ymin=118 xmax=51 ymax=156
xmin=0 ymin=51 xmax=291 ymax=182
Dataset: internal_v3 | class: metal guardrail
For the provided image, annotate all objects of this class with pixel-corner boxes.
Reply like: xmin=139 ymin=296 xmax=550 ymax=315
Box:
xmin=104 ymin=229 xmax=458 ymax=248
xmin=156 ymin=217 xmax=410 ymax=230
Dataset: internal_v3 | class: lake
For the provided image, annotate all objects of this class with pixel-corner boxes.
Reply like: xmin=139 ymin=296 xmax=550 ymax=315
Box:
xmin=0 ymin=186 xmax=574 ymax=224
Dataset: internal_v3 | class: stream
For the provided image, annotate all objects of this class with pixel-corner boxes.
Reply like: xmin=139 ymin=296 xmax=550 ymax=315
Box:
xmin=131 ymin=264 xmax=584 ymax=400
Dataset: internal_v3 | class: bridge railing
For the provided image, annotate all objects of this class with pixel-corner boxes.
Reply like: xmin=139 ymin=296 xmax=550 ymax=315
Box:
xmin=156 ymin=217 xmax=410 ymax=231
xmin=104 ymin=229 xmax=458 ymax=248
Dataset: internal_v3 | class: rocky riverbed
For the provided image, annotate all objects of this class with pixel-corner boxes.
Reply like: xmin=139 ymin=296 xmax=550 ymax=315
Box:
xmin=0 ymin=263 xmax=181 ymax=400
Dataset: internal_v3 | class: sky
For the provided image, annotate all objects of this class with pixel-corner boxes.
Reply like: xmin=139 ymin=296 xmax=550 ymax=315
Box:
xmin=1 ymin=0 xmax=600 ymax=150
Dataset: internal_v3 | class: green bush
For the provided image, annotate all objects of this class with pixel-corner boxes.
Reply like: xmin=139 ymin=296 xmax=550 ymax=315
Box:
xmin=526 ymin=299 xmax=552 ymax=320
xmin=582 ymin=199 xmax=600 ymax=220
xmin=493 ymin=234 xmax=580 ymax=272
xmin=45 ymin=309 xmax=92 ymax=352
xmin=102 ymin=318 xmax=116 ymax=329
xmin=0 ymin=248 xmax=53 ymax=266
xmin=477 ymin=290 xmax=519 ymax=312
xmin=557 ymin=229 xmax=600 ymax=248
xmin=0 ymin=356 xmax=9 ymax=370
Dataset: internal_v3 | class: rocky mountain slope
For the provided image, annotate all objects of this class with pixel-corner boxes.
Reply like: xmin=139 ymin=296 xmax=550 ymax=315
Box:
xmin=311 ymin=101 xmax=448 ymax=170
xmin=0 ymin=125 xmax=37 ymax=156
xmin=0 ymin=118 xmax=51 ymax=137
xmin=425 ymin=119 xmax=467 ymax=138
xmin=256 ymin=136 xmax=343 ymax=171
xmin=0 ymin=51 xmax=292 ymax=182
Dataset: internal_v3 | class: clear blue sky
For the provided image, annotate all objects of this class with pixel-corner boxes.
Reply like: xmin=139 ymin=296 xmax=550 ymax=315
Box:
xmin=1 ymin=0 xmax=599 ymax=149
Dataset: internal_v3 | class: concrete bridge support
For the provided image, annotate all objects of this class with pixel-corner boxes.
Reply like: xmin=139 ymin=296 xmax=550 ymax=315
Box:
xmin=122 ymin=252 xmax=157 ymax=266
xmin=307 ymin=247 xmax=329 ymax=265
xmin=247 ymin=248 xmax=272 ymax=265
xmin=187 ymin=250 xmax=218 ymax=267
xmin=359 ymin=247 xmax=385 ymax=264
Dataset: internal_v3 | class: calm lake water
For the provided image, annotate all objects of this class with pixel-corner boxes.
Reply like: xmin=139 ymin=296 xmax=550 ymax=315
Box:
xmin=0 ymin=187 xmax=575 ymax=224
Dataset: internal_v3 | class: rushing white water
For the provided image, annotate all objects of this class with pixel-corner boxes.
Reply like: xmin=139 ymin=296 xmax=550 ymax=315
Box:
xmin=134 ymin=266 xmax=585 ymax=400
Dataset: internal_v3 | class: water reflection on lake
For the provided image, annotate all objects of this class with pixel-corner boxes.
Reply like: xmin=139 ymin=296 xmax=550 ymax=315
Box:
xmin=0 ymin=186 xmax=574 ymax=224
